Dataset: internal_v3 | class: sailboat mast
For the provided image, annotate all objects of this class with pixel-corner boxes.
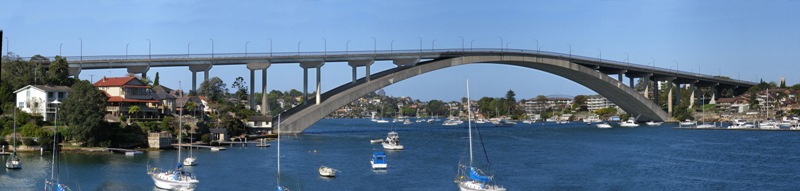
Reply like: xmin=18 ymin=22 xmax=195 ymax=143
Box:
xmin=52 ymin=103 xmax=58 ymax=181
xmin=178 ymin=108 xmax=182 ymax=165
xmin=467 ymin=79 xmax=473 ymax=165
xmin=12 ymin=100 xmax=16 ymax=155
xmin=277 ymin=114 xmax=281 ymax=185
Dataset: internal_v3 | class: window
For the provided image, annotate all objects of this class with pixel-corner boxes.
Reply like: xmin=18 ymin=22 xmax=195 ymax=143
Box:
xmin=58 ymin=92 xmax=65 ymax=99
xmin=48 ymin=92 xmax=54 ymax=99
xmin=18 ymin=102 xmax=24 ymax=108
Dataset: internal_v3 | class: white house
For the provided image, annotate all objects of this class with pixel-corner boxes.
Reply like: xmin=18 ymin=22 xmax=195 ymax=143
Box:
xmin=13 ymin=85 xmax=71 ymax=121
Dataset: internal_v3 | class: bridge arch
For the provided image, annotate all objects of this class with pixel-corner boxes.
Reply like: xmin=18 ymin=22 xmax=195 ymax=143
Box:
xmin=278 ymin=55 xmax=669 ymax=133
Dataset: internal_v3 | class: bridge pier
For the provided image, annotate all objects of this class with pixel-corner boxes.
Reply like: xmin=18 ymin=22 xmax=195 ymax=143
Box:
xmin=247 ymin=63 xmax=271 ymax=112
xmin=69 ymin=67 xmax=82 ymax=78
xmin=300 ymin=61 xmax=325 ymax=105
xmin=348 ymin=59 xmax=375 ymax=83
xmin=189 ymin=64 xmax=213 ymax=94
xmin=127 ymin=65 xmax=150 ymax=79
xmin=262 ymin=68 xmax=268 ymax=115
xmin=668 ymin=82 xmax=674 ymax=114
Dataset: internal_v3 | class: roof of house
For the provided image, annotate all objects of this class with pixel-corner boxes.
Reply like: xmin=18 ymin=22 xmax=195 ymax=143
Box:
xmin=13 ymin=85 xmax=71 ymax=93
xmin=93 ymin=76 xmax=140 ymax=87
xmin=107 ymin=96 xmax=160 ymax=103
xmin=209 ymin=128 xmax=227 ymax=134
xmin=716 ymin=97 xmax=738 ymax=103
xmin=151 ymin=86 xmax=177 ymax=100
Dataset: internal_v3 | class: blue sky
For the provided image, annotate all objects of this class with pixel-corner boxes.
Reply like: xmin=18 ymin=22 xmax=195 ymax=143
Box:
xmin=2 ymin=0 xmax=799 ymax=101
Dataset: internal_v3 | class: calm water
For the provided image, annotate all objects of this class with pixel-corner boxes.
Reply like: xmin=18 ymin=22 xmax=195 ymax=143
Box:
xmin=1 ymin=119 xmax=799 ymax=190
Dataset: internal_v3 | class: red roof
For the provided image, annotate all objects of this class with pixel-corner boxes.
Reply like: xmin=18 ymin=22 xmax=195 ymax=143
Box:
xmin=94 ymin=76 xmax=137 ymax=87
xmin=107 ymin=96 xmax=160 ymax=103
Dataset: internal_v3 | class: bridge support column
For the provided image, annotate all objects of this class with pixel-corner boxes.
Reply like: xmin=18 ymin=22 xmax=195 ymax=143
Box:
xmin=249 ymin=69 xmax=255 ymax=110
xmin=675 ymin=83 xmax=681 ymax=108
xmin=68 ymin=67 xmax=82 ymax=78
xmin=247 ymin=62 xmax=271 ymax=112
xmin=189 ymin=64 xmax=213 ymax=94
xmin=348 ymin=59 xmax=374 ymax=83
xmin=262 ymin=69 xmax=268 ymax=115
xmin=668 ymin=82 xmax=673 ymax=114
xmin=300 ymin=61 xmax=325 ymax=105
xmin=617 ymin=73 xmax=623 ymax=82
xmin=652 ymin=79 xmax=659 ymax=106
xmin=127 ymin=65 xmax=150 ymax=80
xmin=689 ymin=83 xmax=696 ymax=108
xmin=644 ymin=77 xmax=651 ymax=99
xmin=629 ymin=77 xmax=634 ymax=89
xmin=192 ymin=71 xmax=197 ymax=93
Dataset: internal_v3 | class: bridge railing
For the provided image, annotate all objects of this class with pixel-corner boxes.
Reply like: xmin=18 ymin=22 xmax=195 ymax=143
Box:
xmin=16 ymin=48 xmax=753 ymax=85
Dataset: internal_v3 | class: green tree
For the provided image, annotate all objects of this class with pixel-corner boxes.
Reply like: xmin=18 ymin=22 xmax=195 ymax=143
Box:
xmin=128 ymin=105 xmax=141 ymax=118
xmin=198 ymin=77 xmax=227 ymax=103
xmin=60 ymin=80 xmax=108 ymax=146
xmin=426 ymin=100 xmax=446 ymax=117
xmin=160 ymin=116 xmax=174 ymax=133
xmin=48 ymin=56 xmax=71 ymax=86
xmin=0 ymin=81 xmax=13 ymax=114
xmin=572 ymin=95 xmax=587 ymax=111
xmin=231 ymin=76 xmax=248 ymax=101
xmin=153 ymin=72 xmax=160 ymax=86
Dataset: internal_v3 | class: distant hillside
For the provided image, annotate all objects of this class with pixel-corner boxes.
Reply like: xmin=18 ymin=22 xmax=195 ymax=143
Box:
xmin=546 ymin=94 xmax=573 ymax=99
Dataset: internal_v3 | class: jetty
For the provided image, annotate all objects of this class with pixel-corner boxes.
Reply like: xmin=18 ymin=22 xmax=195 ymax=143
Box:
xmin=106 ymin=148 xmax=144 ymax=156
xmin=172 ymin=143 xmax=227 ymax=151
xmin=673 ymin=127 xmax=800 ymax=131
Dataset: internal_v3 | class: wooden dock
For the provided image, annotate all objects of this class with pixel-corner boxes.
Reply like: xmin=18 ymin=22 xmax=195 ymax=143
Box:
xmin=106 ymin=148 xmax=144 ymax=155
xmin=172 ymin=143 xmax=227 ymax=151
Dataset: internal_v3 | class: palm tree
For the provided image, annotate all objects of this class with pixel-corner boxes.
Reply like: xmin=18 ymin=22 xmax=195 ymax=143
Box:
xmin=186 ymin=102 xmax=197 ymax=118
xmin=128 ymin=105 xmax=141 ymax=119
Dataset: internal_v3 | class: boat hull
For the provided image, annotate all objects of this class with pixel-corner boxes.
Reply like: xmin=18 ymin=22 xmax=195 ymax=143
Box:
xmin=319 ymin=166 xmax=336 ymax=177
xmin=150 ymin=171 xmax=198 ymax=190
xmin=457 ymin=180 xmax=506 ymax=191
xmin=382 ymin=142 xmax=404 ymax=150
xmin=183 ymin=157 xmax=197 ymax=166
xmin=5 ymin=158 xmax=21 ymax=169
xmin=370 ymin=160 xmax=387 ymax=169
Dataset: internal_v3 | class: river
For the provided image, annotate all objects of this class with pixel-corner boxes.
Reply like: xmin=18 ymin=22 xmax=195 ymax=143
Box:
xmin=1 ymin=118 xmax=799 ymax=190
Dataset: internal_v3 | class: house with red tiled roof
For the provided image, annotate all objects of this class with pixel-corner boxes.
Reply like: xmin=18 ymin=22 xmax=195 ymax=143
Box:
xmin=94 ymin=76 xmax=160 ymax=118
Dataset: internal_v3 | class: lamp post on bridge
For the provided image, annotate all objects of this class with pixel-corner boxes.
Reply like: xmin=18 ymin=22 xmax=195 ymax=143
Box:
xmin=268 ymin=38 xmax=273 ymax=58
xmin=390 ymin=40 xmax=395 ymax=52
xmin=187 ymin=43 xmax=191 ymax=58
xmin=245 ymin=41 xmax=250 ymax=57
xmin=4 ymin=36 xmax=8 ymax=56
xmin=297 ymin=41 xmax=302 ymax=56
xmin=209 ymin=38 xmax=214 ymax=61
xmin=322 ymin=38 xmax=326 ymax=57
xmin=459 ymin=36 xmax=464 ymax=52
xmin=506 ymin=42 xmax=511 ymax=51
xmin=567 ymin=43 xmax=572 ymax=58
xmin=78 ymin=38 xmax=83 ymax=70
xmin=346 ymin=40 xmax=351 ymax=53
xmin=371 ymin=37 xmax=376 ymax=54
xmin=498 ymin=37 xmax=503 ymax=51
xmin=59 ymin=43 xmax=63 ymax=56
xmin=597 ymin=48 xmax=601 ymax=62
xmin=470 ymin=40 xmax=475 ymax=51
xmin=432 ymin=39 xmax=436 ymax=51
xmin=126 ymin=43 xmax=130 ymax=59
xmin=417 ymin=37 xmax=422 ymax=53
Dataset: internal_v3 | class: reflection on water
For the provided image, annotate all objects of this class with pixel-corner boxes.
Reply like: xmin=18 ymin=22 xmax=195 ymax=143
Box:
xmin=0 ymin=119 xmax=798 ymax=190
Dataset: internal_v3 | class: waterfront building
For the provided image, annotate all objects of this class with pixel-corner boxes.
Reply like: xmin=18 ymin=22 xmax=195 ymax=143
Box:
xmin=151 ymin=85 xmax=178 ymax=115
xmin=148 ymin=132 xmax=173 ymax=149
xmin=13 ymin=85 xmax=70 ymax=121
xmin=94 ymin=76 xmax=161 ymax=119
xmin=246 ymin=115 xmax=273 ymax=134
xmin=587 ymin=95 xmax=618 ymax=112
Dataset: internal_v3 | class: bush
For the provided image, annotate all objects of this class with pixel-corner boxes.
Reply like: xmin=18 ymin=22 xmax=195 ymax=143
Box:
xmin=22 ymin=137 xmax=37 ymax=146
xmin=201 ymin=134 xmax=210 ymax=143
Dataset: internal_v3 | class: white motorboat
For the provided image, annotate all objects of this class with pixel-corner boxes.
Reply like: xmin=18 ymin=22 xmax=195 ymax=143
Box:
xmin=619 ymin=118 xmax=639 ymax=127
xmin=584 ymin=115 xmax=603 ymax=123
xmin=318 ymin=166 xmax=338 ymax=177
xmin=555 ymin=120 xmax=569 ymax=124
xmin=149 ymin=108 xmax=198 ymax=190
xmin=521 ymin=120 xmax=532 ymax=124
xmin=645 ymin=121 xmax=663 ymax=126
xmin=790 ymin=124 xmax=800 ymax=130
xmin=596 ymin=122 xmax=612 ymax=129
xmin=256 ymin=138 xmax=271 ymax=147
xmin=759 ymin=121 xmax=780 ymax=130
xmin=6 ymin=106 xmax=21 ymax=169
xmin=371 ymin=151 xmax=387 ymax=169
xmin=476 ymin=118 xmax=490 ymax=124
xmin=696 ymin=123 xmax=716 ymax=129
xmin=455 ymin=79 xmax=505 ymax=191
xmin=403 ymin=119 xmax=412 ymax=125
xmin=491 ymin=118 xmax=516 ymax=127
xmin=443 ymin=119 xmax=461 ymax=126
xmin=679 ymin=119 xmax=697 ymax=127
xmin=375 ymin=119 xmax=390 ymax=123
xmin=381 ymin=131 xmax=404 ymax=150
xmin=728 ymin=119 xmax=754 ymax=129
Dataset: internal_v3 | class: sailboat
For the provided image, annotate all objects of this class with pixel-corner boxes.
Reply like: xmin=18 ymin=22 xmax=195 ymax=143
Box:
xmin=276 ymin=114 xmax=290 ymax=191
xmin=696 ymin=94 xmax=716 ymax=129
xmin=149 ymin=108 xmax=199 ymax=190
xmin=44 ymin=100 xmax=71 ymax=191
xmin=455 ymin=80 xmax=505 ymax=191
xmin=183 ymin=128 xmax=197 ymax=166
xmin=5 ymin=104 xmax=21 ymax=169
